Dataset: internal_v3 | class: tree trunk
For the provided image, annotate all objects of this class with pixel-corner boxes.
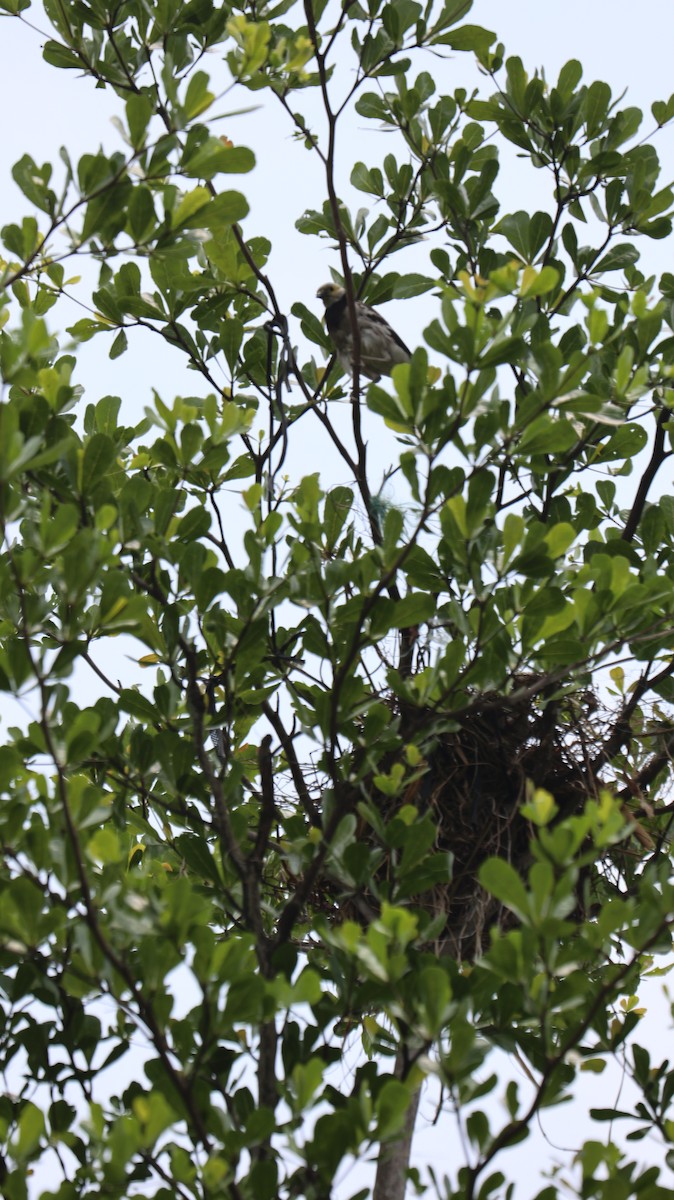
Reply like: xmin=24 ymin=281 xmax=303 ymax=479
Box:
xmin=373 ymin=1049 xmax=422 ymax=1200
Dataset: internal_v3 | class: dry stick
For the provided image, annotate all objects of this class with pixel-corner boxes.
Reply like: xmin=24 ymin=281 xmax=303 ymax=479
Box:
xmin=621 ymin=402 xmax=672 ymax=544
xmin=261 ymin=700 xmax=320 ymax=825
xmin=254 ymin=733 xmax=277 ymax=861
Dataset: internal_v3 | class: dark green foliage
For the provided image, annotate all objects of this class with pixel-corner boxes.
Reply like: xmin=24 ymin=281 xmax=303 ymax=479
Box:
xmin=1 ymin=3 xmax=674 ymax=1198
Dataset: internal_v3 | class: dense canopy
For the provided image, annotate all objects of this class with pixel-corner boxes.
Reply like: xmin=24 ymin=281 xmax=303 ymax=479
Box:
xmin=1 ymin=1 xmax=674 ymax=1198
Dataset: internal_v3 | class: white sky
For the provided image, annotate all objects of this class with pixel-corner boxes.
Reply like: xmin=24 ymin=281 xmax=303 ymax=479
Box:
xmin=2 ymin=1 xmax=674 ymax=1196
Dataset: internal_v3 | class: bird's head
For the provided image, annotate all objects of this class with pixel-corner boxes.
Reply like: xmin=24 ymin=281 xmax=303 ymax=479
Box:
xmin=316 ymin=282 xmax=346 ymax=307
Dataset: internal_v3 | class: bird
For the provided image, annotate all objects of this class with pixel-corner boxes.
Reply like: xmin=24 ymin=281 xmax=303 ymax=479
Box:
xmin=316 ymin=282 xmax=411 ymax=382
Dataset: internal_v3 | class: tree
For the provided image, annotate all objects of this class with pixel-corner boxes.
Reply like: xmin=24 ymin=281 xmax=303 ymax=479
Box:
xmin=1 ymin=0 xmax=674 ymax=1196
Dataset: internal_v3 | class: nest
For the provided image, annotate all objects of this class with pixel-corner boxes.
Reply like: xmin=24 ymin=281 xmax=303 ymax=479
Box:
xmin=326 ymin=684 xmax=603 ymax=961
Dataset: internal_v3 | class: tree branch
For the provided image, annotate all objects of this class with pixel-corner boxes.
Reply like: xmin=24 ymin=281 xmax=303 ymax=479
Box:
xmin=621 ymin=402 xmax=672 ymax=543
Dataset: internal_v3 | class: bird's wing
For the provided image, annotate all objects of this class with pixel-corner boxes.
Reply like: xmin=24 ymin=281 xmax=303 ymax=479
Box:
xmin=323 ymin=293 xmax=411 ymax=379
xmin=355 ymin=301 xmax=411 ymax=359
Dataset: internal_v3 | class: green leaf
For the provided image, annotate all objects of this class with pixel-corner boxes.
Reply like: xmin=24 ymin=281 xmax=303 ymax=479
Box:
xmin=479 ymin=335 xmax=524 ymax=368
xmin=351 ymin=162 xmax=382 ymax=194
xmin=184 ymin=71 xmax=215 ymax=119
xmin=583 ymin=80 xmax=612 ymax=137
xmin=183 ymin=138 xmax=255 ymax=180
xmin=398 ymin=812 xmax=437 ymax=875
xmin=42 ymin=39 xmax=83 ymax=70
xmin=82 ymin=433 xmax=117 ymax=490
xmin=128 ymin=186 xmax=156 ymax=241
xmin=496 ymin=211 xmax=552 ymax=262
xmin=598 ymin=422 xmax=648 ymax=461
xmin=290 ymin=1058 xmax=324 ymax=1110
xmin=392 ymin=592 xmax=437 ymax=627
xmin=172 ymin=185 xmax=212 ymax=228
xmin=479 ymin=858 xmax=529 ymax=920
xmin=174 ymin=833 xmax=222 ymax=885
xmin=520 ymin=265 xmax=559 ymax=297
xmin=200 ymin=191 xmax=250 ymax=230
xmin=392 ymin=273 xmax=435 ymax=299
xmin=556 ymin=59 xmax=583 ymax=98
xmin=518 ymin=415 xmax=577 ymax=455
xmin=120 ymin=688 xmax=159 ymax=721
xmin=594 ymin=244 xmax=640 ymax=273
xmin=219 ymin=318 xmax=244 ymax=369
xmin=324 ymin=486 xmax=353 ymax=549
xmin=427 ymin=0 xmax=473 ymax=36
xmin=435 ymin=23 xmax=495 ymax=53
xmin=126 ymin=94 xmax=153 ymax=148
xmin=652 ymin=93 xmax=674 ymax=127
xmin=14 ymin=1102 xmax=45 ymax=1159
xmin=376 ymin=1080 xmax=411 ymax=1139
xmin=109 ymin=329 xmax=128 ymax=359
xmin=12 ymin=154 xmax=56 ymax=214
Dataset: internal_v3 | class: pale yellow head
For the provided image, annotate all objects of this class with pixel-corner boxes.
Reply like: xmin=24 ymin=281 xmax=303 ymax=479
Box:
xmin=316 ymin=282 xmax=345 ymax=306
